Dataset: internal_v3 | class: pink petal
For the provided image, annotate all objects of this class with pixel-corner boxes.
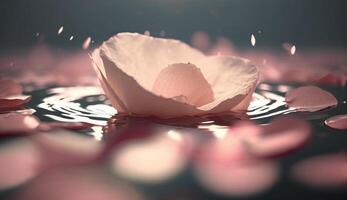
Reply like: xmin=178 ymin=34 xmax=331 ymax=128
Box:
xmin=91 ymin=33 xmax=258 ymax=118
xmin=152 ymin=63 xmax=214 ymax=107
xmin=82 ymin=37 xmax=92 ymax=50
xmin=324 ymin=115 xmax=347 ymax=130
xmin=0 ymin=113 xmax=40 ymax=135
xmin=0 ymin=95 xmax=31 ymax=111
xmin=291 ymin=153 xmax=347 ymax=188
xmin=194 ymin=128 xmax=279 ymax=197
xmin=196 ymin=121 xmax=261 ymax=164
xmin=0 ymin=79 xmax=22 ymax=98
xmin=194 ymin=160 xmax=278 ymax=197
xmin=244 ymin=117 xmax=311 ymax=158
xmin=13 ymin=167 xmax=144 ymax=200
xmin=0 ymin=139 xmax=41 ymax=190
xmin=285 ymin=86 xmax=337 ymax=112
xmin=110 ymin=129 xmax=192 ymax=183
xmin=31 ymin=130 xmax=103 ymax=170
xmin=93 ymin=51 xmax=202 ymax=118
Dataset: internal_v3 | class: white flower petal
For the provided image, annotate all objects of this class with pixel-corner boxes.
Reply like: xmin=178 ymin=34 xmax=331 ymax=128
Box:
xmin=91 ymin=33 xmax=258 ymax=118
xmin=152 ymin=63 xmax=214 ymax=107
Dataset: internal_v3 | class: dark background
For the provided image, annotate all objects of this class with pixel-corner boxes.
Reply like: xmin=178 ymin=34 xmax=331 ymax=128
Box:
xmin=0 ymin=0 xmax=346 ymax=51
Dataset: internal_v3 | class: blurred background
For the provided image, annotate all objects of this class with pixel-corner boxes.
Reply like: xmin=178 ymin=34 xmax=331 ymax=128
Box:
xmin=1 ymin=0 xmax=346 ymax=52
xmin=1 ymin=1 xmax=347 ymax=200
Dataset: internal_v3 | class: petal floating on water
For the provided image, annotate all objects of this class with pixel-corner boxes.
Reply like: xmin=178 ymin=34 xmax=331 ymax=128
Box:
xmin=324 ymin=115 xmax=347 ymax=130
xmin=285 ymin=86 xmax=337 ymax=112
xmin=244 ymin=116 xmax=311 ymax=158
xmin=291 ymin=153 xmax=347 ymax=188
xmin=0 ymin=139 xmax=41 ymax=190
xmin=31 ymin=130 xmax=103 ymax=170
xmin=110 ymin=129 xmax=192 ymax=183
xmin=0 ymin=95 xmax=31 ymax=111
xmin=194 ymin=123 xmax=279 ymax=197
xmin=13 ymin=166 xmax=144 ymax=200
xmin=91 ymin=33 xmax=258 ymax=118
xmin=0 ymin=113 xmax=40 ymax=135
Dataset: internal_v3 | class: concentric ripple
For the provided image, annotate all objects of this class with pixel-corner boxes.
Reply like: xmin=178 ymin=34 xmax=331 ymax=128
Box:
xmin=35 ymin=84 xmax=294 ymax=126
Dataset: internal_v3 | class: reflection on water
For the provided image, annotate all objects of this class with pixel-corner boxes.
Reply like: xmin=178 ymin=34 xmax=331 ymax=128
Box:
xmin=37 ymin=87 xmax=116 ymax=126
xmin=2 ymin=82 xmax=347 ymax=200
xmin=36 ymin=83 xmax=295 ymax=127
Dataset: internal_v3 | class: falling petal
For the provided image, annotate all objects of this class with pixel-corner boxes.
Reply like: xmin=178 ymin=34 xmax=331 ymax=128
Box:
xmin=291 ymin=45 xmax=296 ymax=55
xmin=82 ymin=37 xmax=92 ymax=50
xmin=285 ymin=86 xmax=337 ymax=112
xmin=251 ymin=34 xmax=256 ymax=46
xmin=57 ymin=26 xmax=64 ymax=35
xmin=324 ymin=115 xmax=347 ymax=130
xmin=69 ymin=36 xmax=74 ymax=40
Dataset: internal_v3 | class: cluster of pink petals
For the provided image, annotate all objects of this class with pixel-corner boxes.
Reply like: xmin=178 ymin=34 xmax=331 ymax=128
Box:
xmin=193 ymin=116 xmax=311 ymax=197
xmin=0 ymin=78 xmax=96 ymax=136
xmin=191 ymin=32 xmax=347 ymax=86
